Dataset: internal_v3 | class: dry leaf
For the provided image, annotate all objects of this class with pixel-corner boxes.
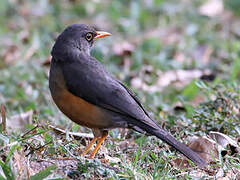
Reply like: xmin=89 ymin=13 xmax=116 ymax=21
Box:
xmin=42 ymin=56 xmax=52 ymax=66
xmin=210 ymin=131 xmax=240 ymax=155
xmin=199 ymin=0 xmax=223 ymax=17
xmin=171 ymin=158 xmax=192 ymax=169
xmin=2 ymin=45 xmax=20 ymax=64
xmin=18 ymin=30 xmax=30 ymax=44
xmin=113 ymin=41 xmax=135 ymax=56
xmin=105 ymin=155 xmax=121 ymax=164
xmin=157 ymin=69 xmax=203 ymax=87
xmin=172 ymin=136 xmax=218 ymax=168
xmin=131 ymin=69 xmax=212 ymax=92
xmin=174 ymin=52 xmax=191 ymax=63
xmin=13 ymin=150 xmax=34 ymax=179
xmin=193 ymin=45 xmax=213 ymax=64
xmin=0 ymin=104 xmax=6 ymax=133
xmin=189 ymin=169 xmax=211 ymax=178
xmin=30 ymin=159 xmax=78 ymax=176
xmin=116 ymin=137 xmax=136 ymax=150
xmin=210 ymin=131 xmax=238 ymax=148
xmin=215 ymin=168 xmax=224 ymax=179
xmin=144 ymin=26 xmax=182 ymax=45
xmin=8 ymin=110 xmax=33 ymax=132
xmin=187 ymin=136 xmax=218 ymax=163
xmin=161 ymin=27 xmax=182 ymax=45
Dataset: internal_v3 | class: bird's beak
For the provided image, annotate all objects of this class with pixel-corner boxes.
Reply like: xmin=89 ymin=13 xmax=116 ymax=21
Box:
xmin=94 ymin=31 xmax=111 ymax=40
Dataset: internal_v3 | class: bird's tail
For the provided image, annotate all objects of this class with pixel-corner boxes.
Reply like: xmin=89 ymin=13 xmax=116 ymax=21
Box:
xmin=131 ymin=121 xmax=206 ymax=168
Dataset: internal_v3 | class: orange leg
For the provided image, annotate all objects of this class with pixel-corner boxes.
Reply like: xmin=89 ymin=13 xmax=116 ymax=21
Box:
xmin=90 ymin=133 xmax=108 ymax=158
xmin=81 ymin=137 xmax=97 ymax=156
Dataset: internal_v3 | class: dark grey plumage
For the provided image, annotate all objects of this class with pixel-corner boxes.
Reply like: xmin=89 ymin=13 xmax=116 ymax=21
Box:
xmin=50 ymin=24 xmax=206 ymax=168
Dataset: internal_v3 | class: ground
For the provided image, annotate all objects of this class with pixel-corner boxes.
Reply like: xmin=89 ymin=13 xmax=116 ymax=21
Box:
xmin=0 ymin=0 xmax=239 ymax=179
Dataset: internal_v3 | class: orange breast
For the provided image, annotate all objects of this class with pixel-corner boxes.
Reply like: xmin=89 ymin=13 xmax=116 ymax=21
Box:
xmin=52 ymin=89 xmax=112 ymax=128
xmin=49 ymin=63 xmax=113 ymax=129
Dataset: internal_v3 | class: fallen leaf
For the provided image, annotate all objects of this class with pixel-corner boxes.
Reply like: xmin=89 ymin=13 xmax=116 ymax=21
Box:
xmin=0 ymin=104 xmax=6 ymax=133
xmin=161 ymin=26 xmax=182 ymax=45
xmin=8 ymin=110 xmax=33 ymax=132
xmin=172 ymin=136 xmax=218 ymax=168
xmin=215 ymin=168 xmax=224 ymax=179
xmin=199 ymin=0 xmax=224 ymax=17
xmin=113 ymin=41 xmax=135 ymax=56
xmin=193 ymin=45 xmax=213 ymax=64
xmin=209 ymin=131 xmax=240 ymax=155
xmin=145 ymin=26 xmax=182 ymax=45
xmin=174 ymin=52 xmax=191 ymax=63
xmin=42 ymin=56 xmax=52 ymax=66
xmin=171 ymin=158 xmax=192 ymax=169
xmin=187 ymin=136 xmax=218 ymax=163
xmin=2 ymin=45 xmax=20 ymax=64
xmin=105 ymin=155 xmax=121 ymax=164
xmin=30 ymin=159 xmax=78 ymax=176
xmin=189 ymin=169 xmax=212 ymax=178
xmin=18 ymin=30 xmax=30 ymax=44
xmin=13 ymin=150 xmax=34 ymax=179
xmin=131 ymin=69 xmax=212 ymax=93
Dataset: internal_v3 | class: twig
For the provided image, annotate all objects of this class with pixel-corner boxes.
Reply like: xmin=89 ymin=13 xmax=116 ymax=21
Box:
xmin=21 ymin=124 xmax=39 ymax=138
xmin=27 ymin=141 xmax=52 ymax=156
xmin=48 ymin=125 xmax=94 ymax=139
xmin=1 ymin=104 xmax=6 ymax=134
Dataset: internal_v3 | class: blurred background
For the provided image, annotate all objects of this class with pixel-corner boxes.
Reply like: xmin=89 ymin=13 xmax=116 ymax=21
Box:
xmin=0 ymin=0 xmax=240 ymax=178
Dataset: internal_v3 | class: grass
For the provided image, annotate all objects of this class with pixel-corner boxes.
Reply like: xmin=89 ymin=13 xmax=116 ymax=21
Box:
xmin=0 ymin=0 xmax=240 ymax=179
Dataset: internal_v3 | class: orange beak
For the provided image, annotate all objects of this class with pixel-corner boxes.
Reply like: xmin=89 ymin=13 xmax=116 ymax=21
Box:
xmin=94 ymin=31 xmax=111 ymax=40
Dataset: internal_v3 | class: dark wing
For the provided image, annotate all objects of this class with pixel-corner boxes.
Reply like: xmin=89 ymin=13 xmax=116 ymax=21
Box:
xmin=59 ymin=53 xmax=159 ymax=129
xmin=117 ymin=80 xmax=151 ymax=119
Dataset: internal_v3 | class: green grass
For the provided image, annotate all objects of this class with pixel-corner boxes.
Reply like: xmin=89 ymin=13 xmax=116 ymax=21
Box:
xmin=0 ymin=0 xmax=240 ymax=179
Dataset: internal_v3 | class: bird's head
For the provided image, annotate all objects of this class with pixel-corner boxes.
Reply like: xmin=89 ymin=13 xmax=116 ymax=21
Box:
xmin=51 ymin=24 xmax=111 ymax=57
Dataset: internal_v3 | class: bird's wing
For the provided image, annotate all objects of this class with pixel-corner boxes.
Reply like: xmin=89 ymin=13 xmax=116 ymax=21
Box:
xmin=116 ymin=80 xmax=151 ymax=118
xmin=59 ymin=54 xmax=159 ymax=129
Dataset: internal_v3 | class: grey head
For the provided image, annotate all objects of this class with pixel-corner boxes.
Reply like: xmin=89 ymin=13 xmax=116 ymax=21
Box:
xmin=51 ymin=24 xmax=111 ymax=58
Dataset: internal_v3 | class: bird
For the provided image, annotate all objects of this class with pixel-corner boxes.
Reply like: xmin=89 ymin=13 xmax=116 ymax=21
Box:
xmin=49 ymin=24 xmax=206 ymax=168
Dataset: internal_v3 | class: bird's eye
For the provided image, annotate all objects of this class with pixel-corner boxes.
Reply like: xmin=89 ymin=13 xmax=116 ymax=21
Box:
xmin=85 ymin=33 xmax=93 ymax=41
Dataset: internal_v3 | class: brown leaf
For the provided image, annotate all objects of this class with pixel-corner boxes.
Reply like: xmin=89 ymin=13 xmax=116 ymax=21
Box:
xmin=172 ymin=136 xmax=218 ymax=169
xmin=0 ymin=104 xmax=6 ymax=133
xmin=144 ymin=26 xmax=182 ymax=45
xmin=2 ymin=45 xmax=20 ymax=64
xmin=8 ymin=110 xmax=33 ymax=132
xmin=113 ymin=41 xmax=135 ymax=56
xmin=187 ymin=136 xmax=218 ymax=163
xmin=216 ymin=168 xmax=240 ymax=180
xmin=174 ymin=52 xmax=191 ymax=63
xmin=193 ymin=45 xmax=213 ymax=64
xmin=13 ymin=150 xmax=34 ymax=179
xmin=171 ymin=158 xmax=192 ymax=169
xmin=131 ymin=69 xmax=212 ymax=92
xmin=18 ymin=30 xmax=30 ymax=44
xmin=42 ymin=56 xmax=52 ymax=66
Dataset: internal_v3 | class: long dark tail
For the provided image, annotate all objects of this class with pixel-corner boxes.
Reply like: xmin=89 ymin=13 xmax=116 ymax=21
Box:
xmin=132 ymin=121 xmax=206 ymax=168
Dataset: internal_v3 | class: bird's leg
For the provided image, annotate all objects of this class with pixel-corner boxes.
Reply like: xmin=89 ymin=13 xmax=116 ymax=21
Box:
xmin=89 ymin=132 xmax=108 ymax=158
xmin=81 ymin=137 xmax=97 ymax=156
